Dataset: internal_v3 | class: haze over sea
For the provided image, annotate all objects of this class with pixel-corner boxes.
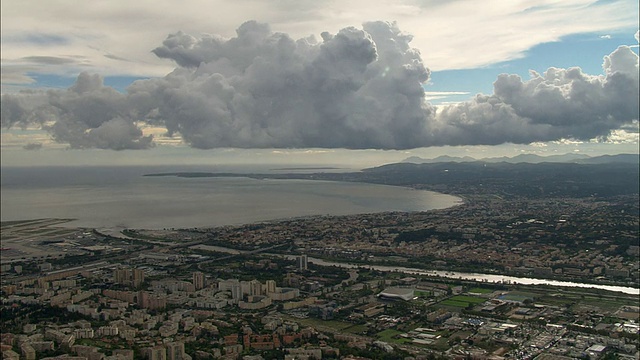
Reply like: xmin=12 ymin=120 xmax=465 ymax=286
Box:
xmin=0 ymin=165 xmax=461 ymax=230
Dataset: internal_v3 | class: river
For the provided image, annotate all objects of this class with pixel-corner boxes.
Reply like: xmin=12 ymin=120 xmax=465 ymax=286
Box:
xmin=304 ymin=257 xmax=639 ymax=295
xmin=236 ymin=252 xmax=639 ymax=295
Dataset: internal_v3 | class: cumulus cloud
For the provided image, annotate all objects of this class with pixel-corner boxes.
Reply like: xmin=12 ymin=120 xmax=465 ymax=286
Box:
xmin=1 ymin=72 xmax=153 ymax=149
xmin=438 ymin=46 xmax=639 ymax=144
xmin=125 ymin=20 xmax=435 ymax=149
xmin=1 ymin=21 xmax=638 ymax=150
xmin=435 ymin=45 xmax=639 ymax=145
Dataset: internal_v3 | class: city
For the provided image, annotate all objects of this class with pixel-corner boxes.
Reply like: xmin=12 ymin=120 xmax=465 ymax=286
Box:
xmin=1 ymin=1 xmax=639 ymax=359
xmin=1 ymin=190 xmax=638 ymax=359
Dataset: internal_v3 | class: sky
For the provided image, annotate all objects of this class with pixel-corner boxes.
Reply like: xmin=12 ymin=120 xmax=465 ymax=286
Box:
xmin=1 ymin=0 xmax=639 ymax=168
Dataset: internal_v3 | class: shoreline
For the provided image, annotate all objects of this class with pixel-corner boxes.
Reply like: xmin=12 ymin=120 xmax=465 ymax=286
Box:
xmin=2 ymin=174 xmax=463 ymax=230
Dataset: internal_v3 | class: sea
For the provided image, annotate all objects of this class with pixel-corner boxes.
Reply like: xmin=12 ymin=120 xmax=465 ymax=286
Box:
xmin=0 ymin=165 xmax=462 ymax=229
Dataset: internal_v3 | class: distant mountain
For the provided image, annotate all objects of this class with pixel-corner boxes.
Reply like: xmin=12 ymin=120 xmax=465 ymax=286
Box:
xmin=361 ymin=161 xmax=639 ymax=197
xmin=492 ymin=153 xmax=590 ymax=163
xmin=402 ymin=155 xmax=476 ymax=163
xmin=402 ymin=153 xmax=637 ymax=164
xmin=576 ymin=154 xmax=639 ymax=164
xmin=147 ymin=157 xmax=640 ymax=199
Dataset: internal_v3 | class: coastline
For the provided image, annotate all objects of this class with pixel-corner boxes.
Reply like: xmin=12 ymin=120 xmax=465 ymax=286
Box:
xmin=2 ymin=168 xmax=463 ymax=230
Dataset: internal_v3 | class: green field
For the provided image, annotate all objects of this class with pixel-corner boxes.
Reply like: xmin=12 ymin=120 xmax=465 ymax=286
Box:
xmin=450 ymin=295 xmax=487 ymax=303
xmin=538 ymin=293 xmax=636 ymax=312
xmin=296 ymin=318 xmax=353 ymax=331
xmin=498 ymin=292 xmax=535 ymax=302
xmin=468 ymin=288 xmax=493 ymax=294
xmin=538 ymin=295 xmax=574 ymax=307
xmin=377 ymin=329 xmax=410 ymax=344
xmin=440 ymin=300 xmax=470 ymax=308
xmin=343 ymin=324 xmax=368 ymax=334
xmin=439 ymin=295 xmax=487 ymax=308
xmin=580 ymin=298 xmax=631 ymax=311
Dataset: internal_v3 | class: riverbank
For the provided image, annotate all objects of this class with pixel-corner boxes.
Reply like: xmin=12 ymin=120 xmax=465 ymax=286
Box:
xmin=171 ymin=238 xmax=640 ymax=295
xmin=301 ymin=256 xmax=640 ymax=295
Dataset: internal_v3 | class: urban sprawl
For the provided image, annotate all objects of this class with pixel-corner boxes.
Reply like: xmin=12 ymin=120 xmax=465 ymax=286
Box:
xmin=1 ymin=192 xmax=639 ymax=360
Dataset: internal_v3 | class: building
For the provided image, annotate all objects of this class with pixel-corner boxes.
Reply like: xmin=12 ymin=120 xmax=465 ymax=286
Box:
xmin=166 ymin=342 xmax=189 ymax=360
xmin=20 ymin=344 xmax=35 ymax=360
xmin=355 ymin=303 xmax=386 ymax=317
xmin=143 ymin=346 xmax=167 ymax=360
xmin=219 ymin=279 xmax=242 ymax=300
xmin=74 ymin=328 xmax=94 ymax=339
xmin=192 ymin=272 xmax=205 ymax=290
xmin=297 ymin=255 xmax=308 ymax=271
xmin=114 ymin=268 xmax=129 ymax=285
xmin=132 ymin=268 xmax=145 ymax=287
xmin=30 ymin=341 xmax=54 ymax=352
xmin=112 ymin=349 xmax=134 ymax=360
xmin=239 ymin=295 xmax=272 ymax=310
xmin=113 ymin=267 xmax=145 ymax=287
xmin=249 ymin=279 xmax=263 ymax=296
xmin=265 ymin=280 xmax=276 ymax=294
xmin=267 ymin=287 xmax=300 ymax=301
xmin=137 ymin=291 xmax=166 ymax=310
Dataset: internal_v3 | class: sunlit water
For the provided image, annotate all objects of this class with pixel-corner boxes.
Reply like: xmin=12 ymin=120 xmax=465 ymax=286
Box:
xmin=1 ymin=166 xmax=461 ymax=229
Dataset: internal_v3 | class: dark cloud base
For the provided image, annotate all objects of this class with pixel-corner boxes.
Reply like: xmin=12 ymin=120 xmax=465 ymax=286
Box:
xmin=1 ymin=21 xmax=638 ymax=150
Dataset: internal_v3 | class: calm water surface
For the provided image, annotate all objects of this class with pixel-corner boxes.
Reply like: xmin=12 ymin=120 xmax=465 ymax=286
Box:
xmin=1 ymin=166 xmax=462 ymax=229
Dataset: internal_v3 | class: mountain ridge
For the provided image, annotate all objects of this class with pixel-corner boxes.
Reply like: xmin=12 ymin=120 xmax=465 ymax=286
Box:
xmin=401 ymin=153 xmax=638 ymax=164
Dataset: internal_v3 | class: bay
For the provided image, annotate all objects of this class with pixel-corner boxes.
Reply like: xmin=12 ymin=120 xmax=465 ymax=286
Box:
xmin=0 ymin=166 xmax=462 ymax=229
